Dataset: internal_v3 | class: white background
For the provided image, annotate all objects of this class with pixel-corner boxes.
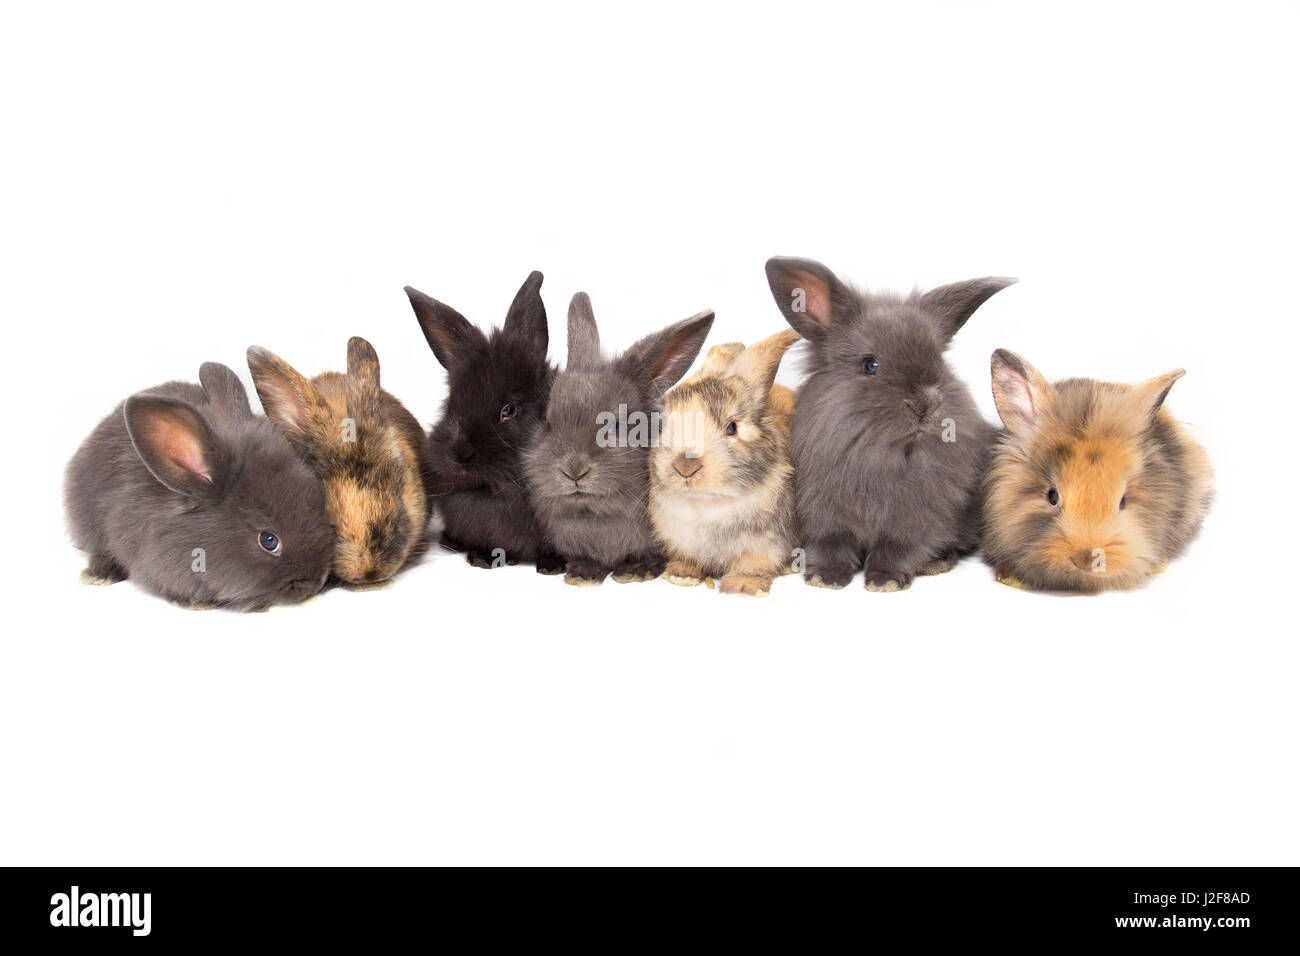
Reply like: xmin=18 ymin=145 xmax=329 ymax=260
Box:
xmin=2 ymin=2 xmax=1296 ymax=865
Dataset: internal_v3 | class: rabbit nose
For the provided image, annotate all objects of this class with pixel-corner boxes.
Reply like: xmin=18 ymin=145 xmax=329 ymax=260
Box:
xmin=673 ymin=456 xmax=703 ymax=478
xmin=560 ymin=463 xmax=591 ymax=482
xmin=1071 ymin=549 xmax=1101 ymax=571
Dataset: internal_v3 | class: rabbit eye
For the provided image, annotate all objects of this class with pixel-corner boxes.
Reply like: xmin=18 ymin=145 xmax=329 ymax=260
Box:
xmin=1046 ymin=488 xmax=1060 ymax=507
xmin=725 ymin=421 xmax=738 ymax=437
xmin=258 ymin=531 xmax=282 ymax=555
xmin=862 ymin=355 xmax=879 ymax=375
xmin=1119 ymin=494 xmax=1127 ymax=510
xmin=500 ymin=403 xmax=519 ymax=422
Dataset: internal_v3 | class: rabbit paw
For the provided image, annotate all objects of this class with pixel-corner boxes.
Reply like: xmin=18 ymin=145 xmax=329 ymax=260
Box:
xmin=805 ymin=573 xmax=849 ymax=590
xmin=564 ymin=560 xmax=607 ymax=587
xmin=611 ymin=556 xmax=665 ymax=583
xmin=535 ymin=552 xmax=566 ymax=576
xmin=995 ymin=568 xmax=1033 ymax=590
xmin=917 ymin=552 xmax=959 ymax=576
xmin=719 ymin=573 xmax=773 ymax=597
xmin=81 ymin=555 xmax=126 ymax=586
xmin=663 ymin=560 xmax=706 ymax=587
xmin=466 ymin=551 xmax=497 ymax=570
xmin=864 ymin=571 xmax=912 ymax=592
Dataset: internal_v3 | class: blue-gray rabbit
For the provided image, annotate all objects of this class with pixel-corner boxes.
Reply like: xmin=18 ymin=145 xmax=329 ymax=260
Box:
xmin=525 ymin=292 xmax=714 ymax=585
xmin=64 ymin=363 xmax=335 ymax=609
xmin=765 ymin=257 xmax=1014 ymax=591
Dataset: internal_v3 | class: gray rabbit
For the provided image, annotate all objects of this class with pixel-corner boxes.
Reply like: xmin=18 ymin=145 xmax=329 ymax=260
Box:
xmin=64 ymin=363 xmax=335 ymax=610
xmin=525 ymin=293 xmax=714 ymax=585
xmin=765 ymin=257 xmax=1015 ymax=591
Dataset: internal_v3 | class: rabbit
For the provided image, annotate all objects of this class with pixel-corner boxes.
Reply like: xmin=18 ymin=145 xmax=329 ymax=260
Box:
xmin=984 ymin=349 xmax=1214 ymax=592
xmin=525 ymin=292 xmax=715 ymax=586
xmin=64 ymin=362 xmax=335 ymax=610
xmin=765 ymin=256 xmax=1016 ymax=591
xmin=246 ymin=336 xmax=435 ymax=586
xmin=649 ymin=329 xmax=802 ymax=596
xmin=404 ymin=271 xmax=563 ymax=572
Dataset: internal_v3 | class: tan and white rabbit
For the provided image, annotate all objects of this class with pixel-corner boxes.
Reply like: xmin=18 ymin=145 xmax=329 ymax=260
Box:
xmin=649 ymin=329 xmax=802 ymax=596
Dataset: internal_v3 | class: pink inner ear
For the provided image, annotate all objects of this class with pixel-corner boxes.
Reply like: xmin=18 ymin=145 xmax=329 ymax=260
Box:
xmin=794 ymin=272 xmax=832 ymax=327
xmin=264 ymin=377 xmax=306 ymax=432
xmin=997 ymin=367 xmax=1036 ymax=427
xmin=146 ymin=411 xmax=214 ymax=483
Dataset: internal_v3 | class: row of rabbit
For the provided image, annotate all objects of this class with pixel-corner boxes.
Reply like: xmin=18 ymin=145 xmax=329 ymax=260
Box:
xmin=64 ymin=257 xmax=1214 ymax=610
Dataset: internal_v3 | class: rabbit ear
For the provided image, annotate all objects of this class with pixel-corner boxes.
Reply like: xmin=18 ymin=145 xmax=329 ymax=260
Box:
xmin=727 ymin=329 xmax=802 ymax=400
xmin=125 ymin=395 xmax=226 ymax=497
xmin=246 ymin=346 xmax=333 ymax=441
xmin=345 ymin=336 xmax=383 ymax=420
xmin=567 ymin=292 xmax=602 ymax=369
xmin=1133 ymin=368 xmax=1186 ymax=421
xmin=198 ymin=362 xmax=253 ymax=428
xmin=920 ymin=277 xmax=1017 ymax=340
xmin=621 ymin=311 xmax=716 ymax=395
xmin=991 ymin=348 xmax=1052 ymax=436
xmin=404 ymin=285 xmax=486 ymax=369
xmin=764 ymin=256 xmax=851 ymax=341
xmin=697 ymin=342 xmax=745 ymax=378
xmin=502 ymin=270 xmax=548 ymax=356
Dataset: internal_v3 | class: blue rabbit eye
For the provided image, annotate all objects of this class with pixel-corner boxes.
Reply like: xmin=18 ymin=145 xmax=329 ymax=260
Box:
xmin=725 ymin=421 xmax=738 ymax=436
xmin=1046 ymin=488 xmax=1059 ymax=507
xmin=259 ymin=531 xmax=282 ymax=555
xmin=500 ymin=403 xmax=519 ymax=422
xmin=862 ymin=355 xmax=879 ymax=375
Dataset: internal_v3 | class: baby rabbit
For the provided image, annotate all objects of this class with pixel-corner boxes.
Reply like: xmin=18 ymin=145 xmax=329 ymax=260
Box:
xmin=525 ymin=292 xmax=714 ymax=586
xmin=405 ymin=271 xmax=562 ymax=572
xmin=247 ymin=337 xmax=434 ymax=586
xmin=984 ymin=349 xmax=1213 ymax=592
xmin=765 ymin=256 xmax=1015 ymax=591
xmin=649 ymin=330 xmax=802 ymax=596
xmin=64 ymin=363 xmax=334 ymax=610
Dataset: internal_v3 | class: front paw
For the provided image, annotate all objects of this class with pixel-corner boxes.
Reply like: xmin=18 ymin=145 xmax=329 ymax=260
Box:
xmin=535 ymin=551 xmax=566 ymax=575
xmin=466 ymin=551 xmax=497 ymax=569
xmin=719 ymin=572 xmax=773 ymax=597
xmin=611 ymin=555 xmax=665 ymax=583
xmin=663 ymin=559 xmax=705 ymax=587
xmin=864 ymin=570 xmax=912 ymax=592
xmin=805 ymin=572 xmax=851 ymax=590
xmin=917 ymin=551 xmax=959 ymax=576
xmin=995 ymin=567 xmax=1033 ymax=590
xmin=564 ymin=559 xmax=608 ymax=587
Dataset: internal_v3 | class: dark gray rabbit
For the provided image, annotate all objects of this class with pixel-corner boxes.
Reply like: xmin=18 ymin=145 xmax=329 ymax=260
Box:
xmin=64 ymin=363 xmax=335 ymax=610
xmin=765 ymin=257 xmax=1015 ymax=591
xmin=525 ymin=293 xmax=714 ymax=585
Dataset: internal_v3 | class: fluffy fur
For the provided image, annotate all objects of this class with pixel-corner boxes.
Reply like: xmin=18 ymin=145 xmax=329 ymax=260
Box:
xmin=525 ymin=292 xmax=714 ymax=585
xmin=247 ymin=337 xmax=434 ymax=585
xmin=64 ymin=363 xmax=334 ymax=610
xmin=983 ymin=349 xmax=1214 ymax=592
xmin=649 ymin=329 xmax=801 ymax=596
xmin=405 ymin=271 xmax=562 ymax=571
xmin=765 ymin=256 xmax=1015 ymax=591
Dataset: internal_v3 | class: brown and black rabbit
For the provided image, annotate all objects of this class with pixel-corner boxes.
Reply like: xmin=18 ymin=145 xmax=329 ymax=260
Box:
xmin=247 ymin=337 xmax=434 ymax=585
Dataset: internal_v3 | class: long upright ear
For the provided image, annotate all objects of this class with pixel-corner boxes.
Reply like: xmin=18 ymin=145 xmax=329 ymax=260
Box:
xmin=198 ymin=362 xmax=253 ymax=428
xmin=990 ymin=348 xmax=1052 ymax=436
xmin=621 ymin=311 xmax=716 ymax=395
xmin=764 ymin=256 xmax=852 ymax=341
xmin=502 ymin=270 xmax=548 ymax=356
xmin=124 ymin=395 xmax=226 ymax=497
xmin=404 ymin=285 xmax=486 ymax=369
xmin=697 ymin=342 xmax=745 ymax=378
xmin=920 ymin=276 xmax=1017 ymax=340
xmin=345 ymin=336 xmax=383 ymax=420
xmin=246 ymin=346 xmax=334 ymax=442
xmin=566 ymin=292 xmax=602 ymax=370
xmin=1132 ymin=369 xmax=1185 ymax=421
xmin=727 ymin=329 xmax=802 ymax=400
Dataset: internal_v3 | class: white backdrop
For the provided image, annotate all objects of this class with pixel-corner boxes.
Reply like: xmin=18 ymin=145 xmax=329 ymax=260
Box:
xmin=2 ymin=2 xmax=1296 ymax=865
